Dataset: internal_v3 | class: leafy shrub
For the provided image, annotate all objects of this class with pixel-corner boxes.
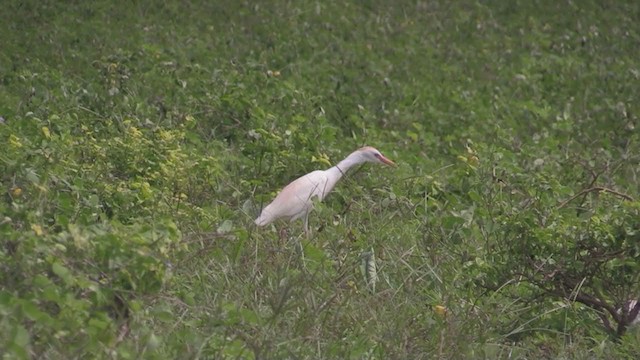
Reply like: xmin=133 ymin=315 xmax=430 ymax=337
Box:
xmin=0 ymin=219 xmax=179 ymax=358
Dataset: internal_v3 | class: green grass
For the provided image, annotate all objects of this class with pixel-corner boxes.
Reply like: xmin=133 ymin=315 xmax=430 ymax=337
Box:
xmin=2 ymin=0 xmax=640 ymax=358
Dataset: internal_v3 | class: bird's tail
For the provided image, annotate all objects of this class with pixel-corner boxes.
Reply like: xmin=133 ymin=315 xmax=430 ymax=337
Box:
xmin=254 ymin=209 xmax=272 ymax=227
xmin=254 ymin=215 xmax=268 ymax=226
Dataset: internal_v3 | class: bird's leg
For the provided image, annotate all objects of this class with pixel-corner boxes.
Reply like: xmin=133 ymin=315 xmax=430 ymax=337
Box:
xmin=293 ymin=213 xmax=309 ymax=266
xmin=278 ymin=225 xmax=288 ymax=243
xmin=303 ymin=213 xmax=310 ymax=239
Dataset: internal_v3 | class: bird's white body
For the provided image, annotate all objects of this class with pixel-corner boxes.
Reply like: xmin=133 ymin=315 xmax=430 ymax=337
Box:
xmin=255 ymin=146 xmax=395 ymax=235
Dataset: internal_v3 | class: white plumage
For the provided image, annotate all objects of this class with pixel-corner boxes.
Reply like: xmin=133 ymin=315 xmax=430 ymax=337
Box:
xmin=255 ymin=146 xmax=395 ymax=235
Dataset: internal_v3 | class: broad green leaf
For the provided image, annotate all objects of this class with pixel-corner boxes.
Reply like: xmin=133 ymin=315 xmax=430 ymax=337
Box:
xmin=14 ymin=325 xmax=30 ymax=347
xmin=217 ymin=220 xmax=233 ymax=234
xmin=22 ymin=301 xmax=48 ymax=323
xmin=51 ymin=262 xmax=73 ymax=285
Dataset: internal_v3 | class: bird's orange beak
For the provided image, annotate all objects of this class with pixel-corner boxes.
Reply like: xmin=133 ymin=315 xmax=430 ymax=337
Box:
xmin=376 ymin=154 xmax=396 ymax=167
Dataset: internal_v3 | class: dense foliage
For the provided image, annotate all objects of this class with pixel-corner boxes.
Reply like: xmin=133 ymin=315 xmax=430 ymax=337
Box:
xmin=1 ymin=0 xmax=639 ymax=358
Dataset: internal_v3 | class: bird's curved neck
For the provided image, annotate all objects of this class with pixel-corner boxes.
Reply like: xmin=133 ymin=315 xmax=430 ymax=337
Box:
xmin=317 ymin=151 xmax=365 ymax=201
xmin=325 ymin=152 xmax=363 ymax=184
xmin=334 ymin=153 xmax=364 ymax=174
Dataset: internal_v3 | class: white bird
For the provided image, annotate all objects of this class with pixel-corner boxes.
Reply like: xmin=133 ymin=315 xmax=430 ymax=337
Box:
xmin=254 ymin=146 xmax=396 ymax=236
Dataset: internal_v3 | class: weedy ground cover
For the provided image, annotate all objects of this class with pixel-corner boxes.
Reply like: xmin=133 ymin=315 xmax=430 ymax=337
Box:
xmin=1 ymin=1 xmax=639 ymax=358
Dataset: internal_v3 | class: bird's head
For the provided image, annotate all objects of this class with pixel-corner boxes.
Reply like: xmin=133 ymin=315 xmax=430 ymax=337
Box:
xmin=358 ymin=146 xmax=396 ymax=166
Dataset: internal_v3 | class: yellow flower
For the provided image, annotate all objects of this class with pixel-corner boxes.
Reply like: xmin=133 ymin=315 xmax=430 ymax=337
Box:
xmin=42 ymin=126 xmax=51 ymax=139
xmin=31 ymin=224 xmax=44 ymax=236
xmin=9 ymin=134 xmax=23 ymax=148
xmin=11 ymin=187 xmax=22 ymax=197
xmin=311 ymin=153 xmax=332 ymax=167
xmin=158 ymin=129 xmax=174 ymax=141
xmin=433 ymin=305 xmax=447 ymax=317
xmin=128 ymin=126 xmax=143 ymax=138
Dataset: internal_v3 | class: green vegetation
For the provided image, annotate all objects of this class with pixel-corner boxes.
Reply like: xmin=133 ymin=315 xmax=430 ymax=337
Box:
xmin=2 ymin=0 xmax=639 ymax=358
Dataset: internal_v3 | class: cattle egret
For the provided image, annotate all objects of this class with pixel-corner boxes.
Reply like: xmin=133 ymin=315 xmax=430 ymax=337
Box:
xmin=255 ymin=146 xmax=395 ymax=235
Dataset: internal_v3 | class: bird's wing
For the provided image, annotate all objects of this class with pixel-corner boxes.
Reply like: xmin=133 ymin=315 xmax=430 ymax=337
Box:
xmin=255 ymin=170 xmax=329 ymax=226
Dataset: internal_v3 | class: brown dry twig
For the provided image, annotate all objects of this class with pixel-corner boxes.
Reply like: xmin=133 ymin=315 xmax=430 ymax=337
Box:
xmin=558 ymin=186 xmax=634 ymax=209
